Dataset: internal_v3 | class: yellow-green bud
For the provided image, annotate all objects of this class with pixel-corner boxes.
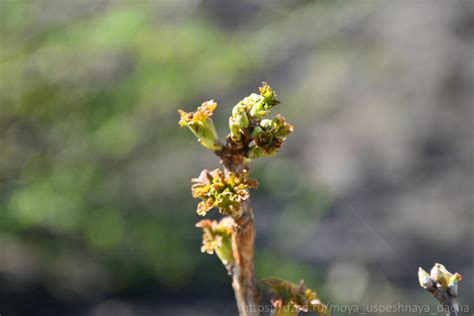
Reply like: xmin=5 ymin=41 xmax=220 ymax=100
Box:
xmin=418 ymin=267 xmax=433 ymax=289
xmin=229 ymin=117 xmax=242 ymax=141
xmin=232 ymin=105 xmax=250 ymax=128
xmin=448 ymin=272 xmax=462 ymax=296
xmin=430 ymin=263 xmax=451 ymax=288
xmin=259 ymin=82 xmax=280 ymax=107
xmin=235 ymin=83 xmax=280 ymax=119
xmin=178 ymin=100 xmax=222 ymax=151
xmin=449 ymin=273 xmax=463 ymax=287
xmin=249 ymin=94 xmax=267 ymax=118
xmin=251 ymin=126 xmax=263 ymax=138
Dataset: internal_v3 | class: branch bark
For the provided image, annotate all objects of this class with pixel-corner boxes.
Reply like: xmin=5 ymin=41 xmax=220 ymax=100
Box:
xmin=221 ymin=153 xmax=260 ymax=316
xmin=423 ymin=285 xmax=459 ymax=316
xmin=230 ymin=199 xmax=259 ymax=316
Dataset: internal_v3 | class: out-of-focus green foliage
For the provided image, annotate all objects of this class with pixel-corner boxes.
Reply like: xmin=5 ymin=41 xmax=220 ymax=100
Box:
xmin=0 ymin=0 xmax=262 ymax=289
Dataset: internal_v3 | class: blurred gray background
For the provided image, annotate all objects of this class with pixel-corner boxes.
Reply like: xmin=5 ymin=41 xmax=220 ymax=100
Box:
xmin=0 ymin=0 xmax=473 ymax=315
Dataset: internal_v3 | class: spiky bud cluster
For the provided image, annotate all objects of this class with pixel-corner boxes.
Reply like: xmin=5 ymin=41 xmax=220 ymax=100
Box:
xmin=191 ymin=169 xmax=258 ymax=217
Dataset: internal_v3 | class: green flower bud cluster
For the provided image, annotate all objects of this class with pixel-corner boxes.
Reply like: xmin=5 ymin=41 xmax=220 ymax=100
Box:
xmin=263 ymin=279 xmax=329 ymax=316
xmin=195 ymin=217 xmax=235 ymax=270
xmin=259 ymin=81 xmax=280 ymax=108
xmin=191 ymin=168 xmax=259 ymax=217
xmin=233 ymin=82 xmax=279 ymax=121
xmin=178 ymin=100 xmax=222 ymax=151
xmin=249 ymin=114 xmax=294 ymax=158
xmin=418 ymin=264 xmax=463 ymax=315
xmin=418 ymin=263 xmax=462 ymax=296
xmin=178 ymin=82 xmax=292 ymax=158
xmin=228 ymin=82 xmax=293 ymax=158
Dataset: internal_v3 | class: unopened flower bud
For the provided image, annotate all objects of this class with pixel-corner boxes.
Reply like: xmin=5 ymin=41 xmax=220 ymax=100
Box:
xmin=229 ymin=117 xmax=242 ymax=141
xmin=259 ymin=82 xmax=280 ymax=108
xmin=418 ymin=267 xmax=433 ymax=289
xmin=231 ymin=104 xmax=250 ymax=129
xmin=251 ymin=126 xmax=263 ymax=138
xmin=430 ymin=263 xmax=451 ymax=288
xmin=449 ymin=272 xmax=463 ymax=287
xmin=249 ymin=95 xmax=267 ymax=118
xmin=178 ymin=100 xmax=222 ymax=151
xmin=448 ymin=272 xmax=462 ymax=296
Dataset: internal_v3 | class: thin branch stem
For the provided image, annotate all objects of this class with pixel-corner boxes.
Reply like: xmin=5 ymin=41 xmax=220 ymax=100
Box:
xmin=424 ymin=285 xmax=459 ymax=316
xmin=218 ymin=144 xmax=259 ymax=316
xmin=230 ymin=199 xmax=259 ymax=316
xmin=223 ymin=159 xmax=260 ymax=316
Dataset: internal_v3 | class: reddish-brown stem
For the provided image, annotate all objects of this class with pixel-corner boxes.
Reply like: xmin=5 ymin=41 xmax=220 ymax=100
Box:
xmin=230 ymin=199 xmax=259 ymax=316
xmin=425 ymin=286 xmax=459 ymax=316
xmin=219 ymin=142 xmax=260 ymax=316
